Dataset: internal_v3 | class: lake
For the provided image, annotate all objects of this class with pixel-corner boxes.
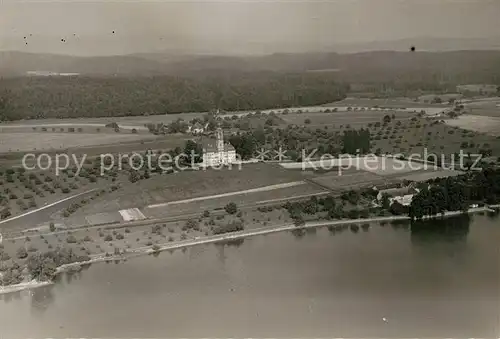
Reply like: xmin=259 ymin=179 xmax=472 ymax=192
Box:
xmin=1 ymin=213 xmax=498 ymax=338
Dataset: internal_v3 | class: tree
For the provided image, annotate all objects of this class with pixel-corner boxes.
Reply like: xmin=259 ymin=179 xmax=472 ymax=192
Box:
xmin=224 ymin=202 xmax=238 ymax=215
xmin=183 ymin=140 xmax=203 ymax=164
xmin=128 ymin=171 xmax=140 ymax=183
xmin=432 ymin=97 xmax=442 ymax=104
xmin=381 ymin=193 xmax=391 ymax=210
xmin=0 ymin=90 xmax=15 ymax=121
xmin=16 ymin=247 xmax=28 ymax=259
xmin=383 ymin=115 xmax=392 ymax=124
xmin=49 ymin=222 xmax=56 ymax=232
xmin=304 ymin=118 xmax=311 ymax=125
xmin=389 ymin=201 xmax=408 ymax=215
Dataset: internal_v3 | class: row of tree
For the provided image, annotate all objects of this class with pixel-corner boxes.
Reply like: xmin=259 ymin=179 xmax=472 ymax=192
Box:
xmin=342 ymin=129 xmax=371 ymax=154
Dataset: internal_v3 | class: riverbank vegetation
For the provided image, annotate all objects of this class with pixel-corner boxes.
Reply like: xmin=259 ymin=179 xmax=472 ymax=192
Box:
xmin=409 ymin=168 xmax=500 ymax=220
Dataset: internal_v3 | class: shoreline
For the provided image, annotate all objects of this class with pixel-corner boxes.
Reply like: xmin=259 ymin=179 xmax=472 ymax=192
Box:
xmin=1 ymin=205 xmax=498 ymax=295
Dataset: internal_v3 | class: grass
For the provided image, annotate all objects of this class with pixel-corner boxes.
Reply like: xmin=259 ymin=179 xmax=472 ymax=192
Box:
xmin=309 ymin=169 xmax=386 ymax=192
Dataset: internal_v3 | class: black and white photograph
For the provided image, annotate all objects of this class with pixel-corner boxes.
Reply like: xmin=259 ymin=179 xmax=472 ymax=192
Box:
xmin=0 ymin=1 xmax=499 ymax=338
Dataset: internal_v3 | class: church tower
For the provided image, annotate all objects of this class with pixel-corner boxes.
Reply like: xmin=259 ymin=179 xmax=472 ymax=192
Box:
xmin=216 ymin=127 xmax=224 ymax=153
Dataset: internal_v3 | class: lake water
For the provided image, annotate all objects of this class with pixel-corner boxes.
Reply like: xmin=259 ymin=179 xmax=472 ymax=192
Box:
xmin=1 ymin=214 xmax=499 ymax=338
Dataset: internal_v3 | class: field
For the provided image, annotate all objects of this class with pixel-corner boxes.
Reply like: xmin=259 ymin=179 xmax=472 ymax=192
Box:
xmin=0 ymin=160 xmax=129 ymax=221
xmin=324 ymin=97 xmax=448 ymax=109
xmin=464 ymin=97 xmax=500 ymax=110
xmin=0 ymin=132 xmax=159 ymax=153
xmin=143 ymin=181 xmax=325 ymax=219
xmin=308 ymin=169 xmax=385 ymax=192
xmin=444 ymin=115 xmax=500 ymax=136
xmin=368 ymin=117 xmax=500 ymax=157
xmin=0 ymin=112 xmax=205 ymax=130
xmin=280 ymin=110 xmax=414 ymax=128
xmin=418 ymin=93 xmax=462 ymax=103
xmin=68 ymin=163 xmax=306 ymax=216
xmin=51 ymin=182 xmax=326 ymax=229
xmin=397 ymin=169 xmax=462 ymax=182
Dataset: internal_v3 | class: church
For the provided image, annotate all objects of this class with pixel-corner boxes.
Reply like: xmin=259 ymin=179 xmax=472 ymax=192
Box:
xmin=201 ymin=127 xmax=237 ymax=167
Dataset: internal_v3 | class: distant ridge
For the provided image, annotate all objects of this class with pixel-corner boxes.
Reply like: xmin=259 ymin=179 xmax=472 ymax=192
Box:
xmin=1 ymin=49 xmax=500 ymax=80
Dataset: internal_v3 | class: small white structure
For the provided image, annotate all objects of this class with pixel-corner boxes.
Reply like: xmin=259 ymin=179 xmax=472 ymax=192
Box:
xmin=202 ymin=127 xmax=236 ymax=167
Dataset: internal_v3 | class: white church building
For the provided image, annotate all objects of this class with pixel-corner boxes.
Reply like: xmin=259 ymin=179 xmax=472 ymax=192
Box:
xmin=201 ymin=127 xmax=237 ymax=167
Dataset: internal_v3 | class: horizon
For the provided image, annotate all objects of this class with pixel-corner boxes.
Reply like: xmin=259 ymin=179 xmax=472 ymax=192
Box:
xmin=2 ymin=38 xmax=500 ymax=59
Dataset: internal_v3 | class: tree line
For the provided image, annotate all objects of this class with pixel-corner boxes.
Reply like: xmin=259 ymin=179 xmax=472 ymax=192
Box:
xmin=0 ymin=72 xmax=348 ymax=121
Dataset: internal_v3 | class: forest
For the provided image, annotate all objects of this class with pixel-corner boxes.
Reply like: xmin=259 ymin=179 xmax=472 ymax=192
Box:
xmin=0 ymin=72 xmax=349 ymax=121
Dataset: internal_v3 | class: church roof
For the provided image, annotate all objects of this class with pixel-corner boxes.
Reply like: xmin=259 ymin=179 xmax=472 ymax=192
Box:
xmin=201 ymin=138 xmax=235 ymax=153
xmin=191 ymin=122 xmax=204 ymax=129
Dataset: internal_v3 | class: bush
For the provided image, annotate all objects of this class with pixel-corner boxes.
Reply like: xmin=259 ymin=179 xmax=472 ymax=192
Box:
xmin=104 ymin=234 xmax=113 ymax=242
xmin=66 ymin=235 xmax=77 ymax=243
xmin=213 ymin=221 xmax=244 ymax=235
xmin=224 ymin=202 xmax=238 ymax=215
xmin=16 ymin=247 xmax=28 ymax=259
xmin=115 ymin=233 xmax=124 ymax=240
xmin=184 ymin=219 xmax=199 ymax=231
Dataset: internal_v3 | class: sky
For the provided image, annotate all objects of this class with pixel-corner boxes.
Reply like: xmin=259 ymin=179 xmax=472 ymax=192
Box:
xmin=1 ymin=0 xmax=499 ymax=56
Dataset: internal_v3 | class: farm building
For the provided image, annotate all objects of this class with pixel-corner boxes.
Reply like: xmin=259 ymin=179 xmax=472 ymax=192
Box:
xmin=188 ymin=122 xmax=206 ymax=135
xmin=201 ymin=127 xmax=236 ymax=167
xmin=377 ymin=186 xmax=420 ymax=206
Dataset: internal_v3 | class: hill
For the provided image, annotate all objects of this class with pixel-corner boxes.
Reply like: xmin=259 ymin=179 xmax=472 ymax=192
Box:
xmin=1 ymin=50 xmax=500 ymax=85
